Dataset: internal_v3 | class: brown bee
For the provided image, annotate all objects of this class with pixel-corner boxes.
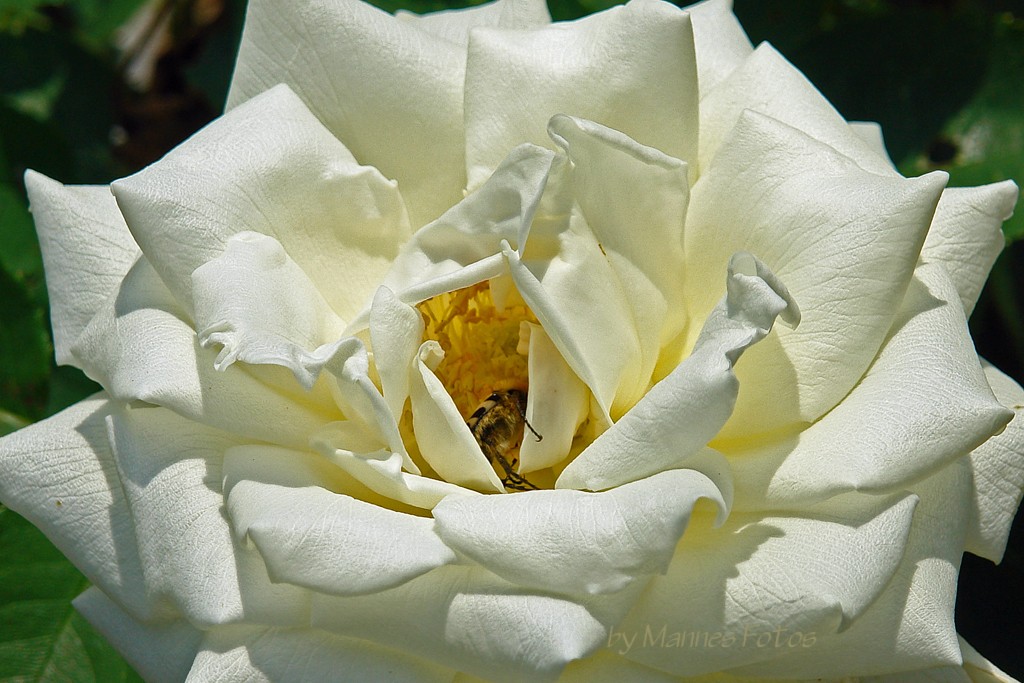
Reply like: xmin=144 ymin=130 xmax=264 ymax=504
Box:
xmin=467 ymin=389 xmax=542 ymax=491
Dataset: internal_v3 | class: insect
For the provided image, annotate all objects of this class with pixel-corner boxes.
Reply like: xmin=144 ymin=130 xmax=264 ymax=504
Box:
xmin=467 ymin=389 xmax=543 ymax=491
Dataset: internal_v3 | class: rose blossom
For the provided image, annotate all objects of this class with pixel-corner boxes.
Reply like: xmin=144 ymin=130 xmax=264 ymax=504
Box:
xmin=1 ymin=0 xmax=1022 ymax=680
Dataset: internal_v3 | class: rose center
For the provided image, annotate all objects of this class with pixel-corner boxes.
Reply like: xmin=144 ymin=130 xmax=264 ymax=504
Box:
xmin=417 ymin=281 xmax=537 ymax=420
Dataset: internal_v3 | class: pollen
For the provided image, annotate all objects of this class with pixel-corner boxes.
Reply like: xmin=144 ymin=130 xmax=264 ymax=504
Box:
xmin=417 ymin=281 xmax=537 ymax=419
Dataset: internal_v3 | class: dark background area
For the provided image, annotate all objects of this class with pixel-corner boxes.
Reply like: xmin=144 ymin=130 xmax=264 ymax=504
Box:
xmin=0 ymin=0 xmax=1021 ymax=679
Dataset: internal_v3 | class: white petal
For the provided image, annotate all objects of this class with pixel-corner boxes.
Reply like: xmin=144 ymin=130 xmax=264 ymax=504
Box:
xmin=465 ymin=0 xmax=698 ymax=188
xmin=369 ymin=286 xmax=424 ymax=422
xmin=547 ymin=114 xmax=690 ymax=409
xmin=328 ymin=337 xmax=415 ymax=470
xmin=107 ymin=404 xmax=304 ymax=627
xmin=921 ymin=181 xmax=1018 ymax=316
xmin=409 ymin=341 xmax=504 ymax=492
xmin=187 ymin=626 xmax=452 ymax=683
xmin=311 ymin=424 xmax=477 ymax=510
xmin=74 ymin=587 xmax=202 ymax=683
xmin=685 ymin=110 xmax=946 ymax=437
xmin=0 ymin=395 xmax=154 ymax=620
xmin=964 ymin=362 xmax=1024 ymax=562
xmin=192 ymin=232 xmax=347 ymax=390
xmin=699 ymin=43 xmax=897 ymax=177
xmin=378 ymin=143 xmax=555 ymax=307
xmin=518 ymin=322 xmax=588 ymax=473
xmin=112 ymin=85 xmax=410 ymax=322
xmin=727 ymin=461 xmax=970 ymax=677
xmin=227 ymin=481 xmax=455 ymax=597
xmin=730 ymin=262 xmax=1012 ymax=510
xmin=960 ymin=637 xmax=1020 ymax=683
xmin=434 ymin=469 xmax=726 ymax=596
xmin=228 ymin=0 xmax=467 ymax=227
xmin=557 ymin=252 xmax=796 ymax=492
xmin=311 ymin=565 xmax=608 ymax=683
xmin=849 ymin=120 xmax=897 ymax=169
xmin=559 ymin=650 xmax=680 ymax=683
xmin=25 ymin=171 xmax=139 ymax=368
xmin=396 ymin=0 xmax=550 ymax=46
xmin=682 ymin=0 xmax=753 ymax=97
xmin=618 ymin=493 xmax=919 ymax=675
xmin=71 ymin=258 xmax=333 ymax=449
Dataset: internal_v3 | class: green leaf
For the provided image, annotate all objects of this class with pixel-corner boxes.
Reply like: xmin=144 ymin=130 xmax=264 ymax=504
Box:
xmin=0 ymin=182 xmax=42 ymax=283
xmin=0 ymin=508 xmax=143 ymax=682
xmin=903 ymin=13 xmax=1024 ymax=242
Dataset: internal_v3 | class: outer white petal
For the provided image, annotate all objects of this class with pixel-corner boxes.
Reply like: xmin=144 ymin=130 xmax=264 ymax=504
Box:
xmin=25 ymin=171 xmax=139 ymax=368
xmin=0 ymin=395 xmax=155 ymax=621
xmin=921 ymin=181 xmax=1018 ymax=316
xmin=558 ymin=252 xmax=797 ymax=491
xmin=960 ymin=638 xmax=1021 ymax=683
xmin=682 ymin=0 xmax=753 ymax=97
xmin=311 ymin=565 xmax=610 ymax=683
xmin=192 ymin=232 xmax=347 ymax=390
xmin=227 ymin=481 xmax=456 ymax=597
xmin=559 ymin=650 xmax=680 ymax=682
xmin=396 ymin=0 xmax=550 ymax=45
xmin=228 ymin=0 xmax=468 ymax=226
xmin=112 ymin=85 xmax=410 ymax=321
xmin=730 ymin=262 xmax=1012 ymax=510
xmin=729 ymin=461 xmax=971 ymax=678
xmin=863 ymin=669 xmax=972 ymax=683
xmin=547 ymin=114 xmax=690 ymax=409
xmin=71 ymin=258 xmax=334 ymax=449
xmin=849 ymin=120 xmax=897 ymax=169
xmin=699 ymin=43 xmax=897 ymax=177
xmin=107 ymin=404 xmax=310 ymax=628
xmin=465 ymin=0 xmax=699 ymax=188
xmin=434 ymin=469 xmax=726 ymax=597
xmin=964 ymin=362 xmax=1024 ymax=562
xmin=74 ymin=587 xmax=202 ymax=683
xmin=685 ymin=110 xmax=946 ymax=437
xmin=186 ymin=626 xmax=452 ymax=683
xmin=618 ymin=493 xmax=919 ymax=676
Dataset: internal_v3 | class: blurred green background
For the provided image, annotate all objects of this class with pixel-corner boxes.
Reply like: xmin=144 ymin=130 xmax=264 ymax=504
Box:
xmin=0 ymin=0 xmax=1022 ymax=679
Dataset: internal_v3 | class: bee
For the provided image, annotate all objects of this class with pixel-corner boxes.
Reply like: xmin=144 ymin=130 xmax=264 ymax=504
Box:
xmin=467 ymin=388 xmax=543 ymax=491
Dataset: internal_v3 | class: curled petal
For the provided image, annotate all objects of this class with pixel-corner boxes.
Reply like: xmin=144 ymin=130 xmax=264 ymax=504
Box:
xmin=683 ymin=0 xmax=753 ymax=98
xmin=557 ymin=252 xmax=796 ymax=492
xmin=368 ymin=286 xmax=424 ymax=422
xmin=434 ymin=468 xmax=727 ymax=596
xmin=686 ymin=109 xmax=946 ymax=437
xmin=72 ymin=258 xmax=333 ymax=448
xmin=519 ymin=322 xmax=588 ymax=473
xmin=960 ymin=637 xmax=1020 ymax=683
xmin=192 ymin=231 xmax=347 ymax=389
xmin=548 ymin=114 xmax=690 ymax=409
xmin=465 ymin=0 xmax=698 ymax=187
xmin=25 ymin=171 xmax=139 ymax=368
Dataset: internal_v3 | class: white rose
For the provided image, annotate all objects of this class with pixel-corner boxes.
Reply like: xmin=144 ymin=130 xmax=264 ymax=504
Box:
xmin=1 ymin=0 xmax=1021 ymax=681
